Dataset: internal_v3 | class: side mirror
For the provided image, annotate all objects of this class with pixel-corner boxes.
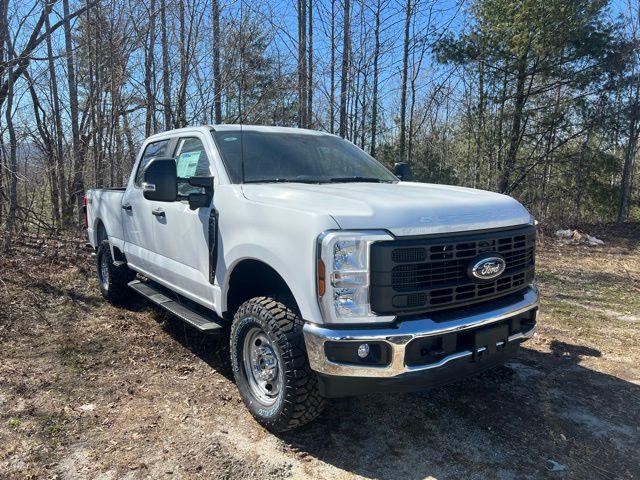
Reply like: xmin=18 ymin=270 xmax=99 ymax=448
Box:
xmin=394 ymin=162 xmax=413 ymax=181
xmin=142 ymin=157 xmax=177 ymax=202
xmin=187 ymin=176 xmax=214 ymax=210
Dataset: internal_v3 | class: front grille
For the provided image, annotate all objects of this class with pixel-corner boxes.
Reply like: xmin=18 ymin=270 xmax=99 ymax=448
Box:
xmin=370 ymin=225 xmax=535 ymax=315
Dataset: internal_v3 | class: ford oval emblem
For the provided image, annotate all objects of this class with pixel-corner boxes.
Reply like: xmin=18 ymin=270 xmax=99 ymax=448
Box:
xmin=469 ymin=255 xmax=506 ymax=281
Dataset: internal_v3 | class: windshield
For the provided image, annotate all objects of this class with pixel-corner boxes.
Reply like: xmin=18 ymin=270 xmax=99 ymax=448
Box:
xmin=211 ymin=130 xmax=397 ymax=184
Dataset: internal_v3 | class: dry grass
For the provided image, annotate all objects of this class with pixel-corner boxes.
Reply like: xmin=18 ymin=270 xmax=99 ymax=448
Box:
xmin=0 ymin=225 xmax=638 ymax=479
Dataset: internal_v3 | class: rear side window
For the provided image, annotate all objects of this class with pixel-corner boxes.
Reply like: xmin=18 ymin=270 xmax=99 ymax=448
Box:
xmin=134 ymin=139 xmax=171 ymax=187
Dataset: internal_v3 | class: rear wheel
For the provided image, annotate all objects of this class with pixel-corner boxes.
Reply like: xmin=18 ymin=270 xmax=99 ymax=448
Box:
xmin=96 ymin=240 xmax=136 ymax=304
xmin=231 ymin=296 xmax=325 ymax=432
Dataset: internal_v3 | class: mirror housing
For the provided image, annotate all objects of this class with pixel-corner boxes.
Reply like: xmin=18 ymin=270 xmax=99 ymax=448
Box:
xmin=187 ymin=175 xmax=214 ymax=210
xmin=394 ymin=162 xmax=413 ymax=181
xmin=188 ymin=176 xmax=214 ymax=190
xmin=187 ymin=193 xmax=210 ymax=210
xmin=142 ymin=158 xmax=177 ymax=202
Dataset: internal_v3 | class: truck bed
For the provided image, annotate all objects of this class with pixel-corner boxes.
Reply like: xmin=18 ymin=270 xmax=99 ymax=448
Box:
xmin=86 ymin=188 xmax=125 ymax=247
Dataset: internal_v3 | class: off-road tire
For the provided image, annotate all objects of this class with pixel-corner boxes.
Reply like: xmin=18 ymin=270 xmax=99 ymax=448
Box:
xmin=231 ymin=296 xmax=326 ymax=432
xmin=96 ymin=240 xmax=136 ymax=304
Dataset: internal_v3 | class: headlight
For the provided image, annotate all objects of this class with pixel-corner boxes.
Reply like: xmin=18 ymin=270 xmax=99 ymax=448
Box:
xmin=317 ymin=231 xmax=396 ymax=324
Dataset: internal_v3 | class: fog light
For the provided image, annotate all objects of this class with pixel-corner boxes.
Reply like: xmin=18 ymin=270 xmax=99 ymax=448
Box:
xmin=357 ymin=343 xmax=370 ymax=358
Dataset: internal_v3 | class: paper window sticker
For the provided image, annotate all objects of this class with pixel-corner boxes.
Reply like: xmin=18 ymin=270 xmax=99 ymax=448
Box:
xmin=177 ymin=151 xmax=202 ymax=177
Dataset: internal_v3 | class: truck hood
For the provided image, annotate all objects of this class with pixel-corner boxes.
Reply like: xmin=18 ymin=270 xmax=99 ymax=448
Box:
xmin=241 ymin=182 xmax=532 ymax=236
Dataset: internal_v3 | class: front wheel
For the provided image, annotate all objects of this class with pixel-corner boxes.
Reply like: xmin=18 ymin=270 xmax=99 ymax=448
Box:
xmin=230 ymin=296 xmax=326 ymax=432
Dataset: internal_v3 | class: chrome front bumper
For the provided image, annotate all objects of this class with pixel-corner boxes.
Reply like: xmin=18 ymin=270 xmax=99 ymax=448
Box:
xmin=303 ymin=286 xmax=539 ymax=378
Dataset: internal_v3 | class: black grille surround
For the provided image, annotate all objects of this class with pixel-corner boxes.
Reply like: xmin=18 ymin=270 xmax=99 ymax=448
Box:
xmin=370 ymin=225 xmax=536 ymax=316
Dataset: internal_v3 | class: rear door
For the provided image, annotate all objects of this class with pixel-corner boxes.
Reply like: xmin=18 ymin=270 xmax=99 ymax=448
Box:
xmin=151 ymin=133 xmax=218 ymax=309
xmin=122 ymin=138 xmax=176 ymax=276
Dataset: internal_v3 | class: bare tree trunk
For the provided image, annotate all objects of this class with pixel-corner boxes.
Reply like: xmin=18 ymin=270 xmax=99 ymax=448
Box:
xmin=26 ymin=73 xmax=60 ymax=227
xmin=176 ymin=0 xmax=187 ymax=127
xmin=63 ymin=0 xmax=84 ymax=227
xmin=0 ymin=141 xmax=4 ymax=226
xmin=297 ymin=0 xmax=308 ymax=128
xmin=0 ymin=0 xmax=4 ymax=226
xmin=408 ymin=77 xmax=415 ymax=163
xmin=114 ymin=113 xmax=125 ymax=185
xmin=338 ymin=0 xmax=350 ymax=138
xmin=370 ymin=0 xmax=381 ymax=157
xmin=122 ymin=110 xmax=136 ymax=172
xmin=212 ymin=0 xmax=222 ymax=123
xmin=2 ymin=0 xmax=17 ymax=248
xmin=88 ymin=4 xmax=99 ymax=188
xmin=2 ymin=54 xmax=16 ymax=250
xmin=44 ymin=10 xmax=66 ymax=226
xmin=0 ymin=0 xmax=4 ymax=90
xmin=329 ymin=0 xmax=335 ymax=133
xmin=398 ymin=0 xmax=411 ymax=161
xmin=360 ymin=70 xmax=367 ymax=149
xmin=307 ymin=0 xmax=313 ymax=126
xmin=475 ymin=41 xmax=486 ymax=188
xmin=617 ymin=81 xmax=640 ymax=223
xmin=144 ymin=0 xmax=156 ymax=136
xmin=351 ymin=54 xmax=360 ymax=142
xmin=574 ymin=130 xmax=591 ymax=223
xmin=160 ymin=0 xmax=172 ymax=130
xmin=499 ymin=56 xmax=528 ymax=194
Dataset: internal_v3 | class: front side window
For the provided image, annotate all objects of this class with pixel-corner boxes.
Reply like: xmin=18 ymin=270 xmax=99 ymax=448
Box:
xmin=134 ymin=139 xmax=171 ymax=187
xmin=211 ymin=131 xmax=397 ymax=184
xmin=175 ymin=137 xmax=211 ymax=196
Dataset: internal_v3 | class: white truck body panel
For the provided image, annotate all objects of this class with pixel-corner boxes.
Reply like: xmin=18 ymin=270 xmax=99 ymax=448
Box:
xmin=216 ymin=184 xmax=340 ymax=323
xmin=86 ymin=189 xmax=125 ymax=246
xmin=241 ymin=182 xmax=531 ymax=236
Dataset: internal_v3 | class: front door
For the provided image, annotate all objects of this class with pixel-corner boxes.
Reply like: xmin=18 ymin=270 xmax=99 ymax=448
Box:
xmin=151 ymin=134 xmax=217 ymax=310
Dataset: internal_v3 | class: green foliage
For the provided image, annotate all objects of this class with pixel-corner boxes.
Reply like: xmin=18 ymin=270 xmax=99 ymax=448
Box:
xmin=222 ymin=17 xmax=297 ymax=126
xmin=429 ymin=0 xmax=634 ymax=223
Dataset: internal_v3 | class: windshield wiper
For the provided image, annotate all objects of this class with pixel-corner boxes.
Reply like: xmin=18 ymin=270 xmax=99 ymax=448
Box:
xmin=243 ymin=178 xmax=321 ymax=184
xmin=328 ymin=176 xmax=392 ymax=183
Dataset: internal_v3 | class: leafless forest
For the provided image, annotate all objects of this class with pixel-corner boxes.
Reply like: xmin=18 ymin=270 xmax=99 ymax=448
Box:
xmin=0 ymin=0 xmax=639 ymax=247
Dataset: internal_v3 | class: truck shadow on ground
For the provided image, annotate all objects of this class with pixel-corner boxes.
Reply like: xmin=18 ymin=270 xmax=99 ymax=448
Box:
xmin=155 ymin=310 xmax=638 ymax=480
xmin=277 ymin=341 xmax=638 ymax=480
xmin=154 ymin=309 xmax=234 ymax=379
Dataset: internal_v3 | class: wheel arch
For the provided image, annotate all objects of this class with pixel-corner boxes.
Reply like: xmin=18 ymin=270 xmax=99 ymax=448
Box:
xmin=95 ymin=218 xmax=108 ymax=244
xmin=224 ymin=258 xmax=300 ymax=320
xmin=94 ymin=219 xmax=126 ymax=263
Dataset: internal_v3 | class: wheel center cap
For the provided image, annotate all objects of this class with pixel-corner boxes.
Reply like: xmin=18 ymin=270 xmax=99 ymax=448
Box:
xmin=254 ymin=347 xmax=277 ymax=381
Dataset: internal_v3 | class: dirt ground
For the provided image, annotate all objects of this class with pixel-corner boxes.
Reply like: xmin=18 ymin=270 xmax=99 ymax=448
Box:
xmin=1 ymin=224 xmax=639 ymax=480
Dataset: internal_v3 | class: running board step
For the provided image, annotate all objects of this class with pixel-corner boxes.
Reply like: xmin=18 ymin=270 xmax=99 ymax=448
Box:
xmin=128 ymin=280 xmax=224 ymax=333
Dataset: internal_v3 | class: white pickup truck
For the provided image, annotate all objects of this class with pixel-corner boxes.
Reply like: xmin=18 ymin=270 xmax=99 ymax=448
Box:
xmin=85 ymin=125 xmax=538 ymax=432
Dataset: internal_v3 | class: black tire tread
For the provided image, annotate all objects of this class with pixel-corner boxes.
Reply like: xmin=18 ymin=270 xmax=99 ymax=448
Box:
xmin=231 ymin=296 xmax=326 ymax=432
xmin=96 ymin=240 xmax=136 ymax=304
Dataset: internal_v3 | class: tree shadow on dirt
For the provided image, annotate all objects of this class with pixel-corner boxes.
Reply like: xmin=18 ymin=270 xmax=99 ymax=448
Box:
xmin=28 ymin=281 xmax=105 ymax=309
xmin=276 ymin=342 xmax=638 ymax=480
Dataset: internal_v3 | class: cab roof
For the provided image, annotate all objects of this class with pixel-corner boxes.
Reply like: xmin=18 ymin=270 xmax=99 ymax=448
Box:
xmin=145 ymin=125 xmax=333 ymax=142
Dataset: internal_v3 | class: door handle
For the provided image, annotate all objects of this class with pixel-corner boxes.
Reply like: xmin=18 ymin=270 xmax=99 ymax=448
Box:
xmin=122 ymin=204 xmax=132 ymax=211
xmin=152 ymin=208 xmax=165 ymax=218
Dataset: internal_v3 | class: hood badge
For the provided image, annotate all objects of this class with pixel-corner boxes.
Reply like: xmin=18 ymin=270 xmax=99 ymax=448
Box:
xmin=468 ymin=254 xmax=506 ymax=282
